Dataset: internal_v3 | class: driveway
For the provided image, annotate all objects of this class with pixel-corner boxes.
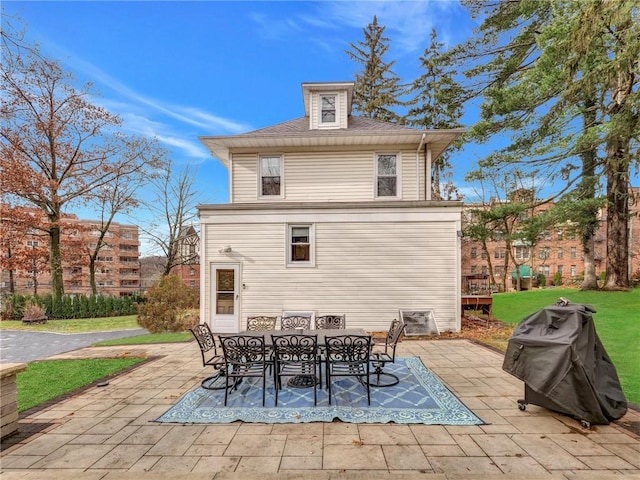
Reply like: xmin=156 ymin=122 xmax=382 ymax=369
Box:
xmin=0 ymin=328 xmax=148 ymax=364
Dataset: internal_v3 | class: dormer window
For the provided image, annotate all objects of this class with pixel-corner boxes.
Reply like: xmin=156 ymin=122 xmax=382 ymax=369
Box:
xmin=321 ymin=95 xmax=336 ymax=124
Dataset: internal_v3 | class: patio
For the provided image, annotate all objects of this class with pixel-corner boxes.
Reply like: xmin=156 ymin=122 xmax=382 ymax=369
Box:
xmin=1 ymin=338 xmax=639 ymax=479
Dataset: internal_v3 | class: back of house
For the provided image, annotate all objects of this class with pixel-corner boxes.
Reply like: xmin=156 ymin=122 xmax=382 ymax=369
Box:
xmin=198 ymin=81 xmax=463 ymax=333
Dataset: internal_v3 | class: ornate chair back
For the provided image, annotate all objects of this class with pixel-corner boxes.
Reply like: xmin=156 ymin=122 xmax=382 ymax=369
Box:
xmin=246 ymin=315 xmax=277 ymax=331
xmin=280 ymin=315 xmax=311 ymax=330
xmin=314 ymin=315 xmax=346 ymax=330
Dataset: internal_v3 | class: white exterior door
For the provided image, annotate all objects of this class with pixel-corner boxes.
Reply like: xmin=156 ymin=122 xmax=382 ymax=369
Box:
xmin=210 ymin=264 xmax=240 ymax=333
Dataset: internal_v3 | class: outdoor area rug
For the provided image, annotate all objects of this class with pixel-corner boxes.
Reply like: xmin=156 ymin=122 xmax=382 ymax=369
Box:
xmin=155 ymin=357 xmax=484 ymax=425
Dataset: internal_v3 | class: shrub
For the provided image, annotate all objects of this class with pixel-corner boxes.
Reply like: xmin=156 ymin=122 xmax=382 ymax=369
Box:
xmin=136 ymin=275 xmax=198 ymax=333
xmin=22 ymin=300 xmax=47 ymax=323
xmin=552 ymin=271 xmax=563 ymax=286
xmin=537 ymin=273 xmax=546 ymax=288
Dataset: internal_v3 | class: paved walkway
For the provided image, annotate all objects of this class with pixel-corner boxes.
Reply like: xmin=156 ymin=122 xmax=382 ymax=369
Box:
xmin=1 ymin=339 xmax=639 ymax=480
xmin=0 ymin=329 xmax=148 ymax=364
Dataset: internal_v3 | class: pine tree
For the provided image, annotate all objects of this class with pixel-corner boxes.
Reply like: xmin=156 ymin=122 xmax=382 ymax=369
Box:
xmin=407 ymin=28 xmax=465 ymax=199
xmin=345 ymin=16 xmax=407 ymax=123
xmin=454 ymin=0 xmax=639 ymax=290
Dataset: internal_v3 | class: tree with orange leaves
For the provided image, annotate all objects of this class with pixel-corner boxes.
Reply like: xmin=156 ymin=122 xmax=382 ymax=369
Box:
xmin=0 ymin=18 xmax=166 ymax=299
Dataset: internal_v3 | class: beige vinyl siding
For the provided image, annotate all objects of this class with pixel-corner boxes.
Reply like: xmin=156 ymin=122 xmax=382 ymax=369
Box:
xmin=231 ymin=148 xmax=419 ymax=203
xmin=202 ymin=215 xmax=459 ymax=333
xmin=231 ymin=153 xmax=258 ymax=201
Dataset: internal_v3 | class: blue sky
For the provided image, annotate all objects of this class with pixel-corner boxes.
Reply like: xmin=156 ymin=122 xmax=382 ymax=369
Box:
xmin=4 ymin=1 xmax=485 ymax=252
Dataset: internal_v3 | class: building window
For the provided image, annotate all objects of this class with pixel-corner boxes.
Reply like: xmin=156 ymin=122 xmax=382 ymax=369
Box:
xmin=481 ymin=250 xmax=487 ymax=260
xmin=557 ymin=248 xmax=564 ymax=260
xmin=26 ymin=240 xmax=39 ymax=247
xmin=515 ymin=246 xmax=529 ymax=260
xmin=189 ymin=280 xmax=196 ymax=287
xmin=190 ymin=268 xmax=196 ymax=276
xmin=259 ymin=155 xmax=282 ymax=197
xmin=570 ymin=247 xmax=577 ymax=259
xmin=320 ymin=95 xmax=336 ymax=124
xmin=375 ymin=154 xmax=398 ymax=198
xmin=471 ymin=248 xmax=477 ymax=259
xmin=495 ymin=248 xmax=506 ymax=259
xmin=557 ymin=229 xmax=564 ymax=240
xmin=557 ymin=265 xmax=564 ymax=275
xmin=287 ymin=224 xmax=315 ymax=267
xmin=539 ymin=247 xmax=550 ymax=261
xmin=570 ymin=265 xmax=577 ymax=277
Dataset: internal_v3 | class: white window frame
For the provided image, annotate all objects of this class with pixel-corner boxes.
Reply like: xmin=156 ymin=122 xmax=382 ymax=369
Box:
xmin=258 ymin=154 xmax=284 ymax=198
xmin=286 ymin=224 xmax=315 ymax=267
xmin=374 ymin=153 xmax=401 ymax=199
xmin=318 ymin=93 xmax=339 ymax=128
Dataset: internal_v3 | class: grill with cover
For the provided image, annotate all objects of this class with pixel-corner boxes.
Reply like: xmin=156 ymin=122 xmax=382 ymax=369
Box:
xmin=502 ymin=300 xmax=627 ymax=428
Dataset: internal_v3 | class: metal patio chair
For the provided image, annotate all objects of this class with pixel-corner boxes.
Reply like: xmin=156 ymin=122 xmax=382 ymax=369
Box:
xmin=325 ymin=334 xmax=372 ymax=405
xmin=271 ymin=334 xmax=319 ymax=406
xmin=219 ymin=335 xmax=271 ymax=406
xmin=368 ymin=319 xmax=406 ymax=387
xmin=189 ymin=323 xmax=226 ymax=390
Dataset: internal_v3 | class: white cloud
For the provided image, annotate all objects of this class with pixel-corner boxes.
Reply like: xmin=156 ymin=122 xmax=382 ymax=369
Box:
xmin=322 ymin=0 xmax=462 ymax=52
xmin=250 ymin=1 xmax=462 ymax=54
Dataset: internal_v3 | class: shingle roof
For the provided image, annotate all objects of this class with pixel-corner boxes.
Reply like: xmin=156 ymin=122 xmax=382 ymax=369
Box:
xmin=242 ymin=115 xmax=422 ymax=137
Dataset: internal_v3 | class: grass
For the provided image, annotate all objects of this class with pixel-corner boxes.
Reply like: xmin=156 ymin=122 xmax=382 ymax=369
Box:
xmin=0 ymin=315 xmax=139 ymax=333
xmin=93 ymin=331 xmax=192 ymax=346
xmin=0 ymin=314 xmax=193 ymax=345
xmin=491 ymin=288 xmax=639 ymax=405
xmin=16 ymin=357 xmax=146 ymax=413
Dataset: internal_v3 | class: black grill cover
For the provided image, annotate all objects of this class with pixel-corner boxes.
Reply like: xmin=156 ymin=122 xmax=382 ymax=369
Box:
xmin=502 ymin=303 xmax=627 ymax=425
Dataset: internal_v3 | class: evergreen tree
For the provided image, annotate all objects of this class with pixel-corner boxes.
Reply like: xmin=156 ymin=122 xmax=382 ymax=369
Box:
xmin=345 ymin=15 xmax=407 ymax=123
xmin=453 ymin=0 xmax=639 ymax=290
xmin=407 ymin=28 xmax=465 ymax=199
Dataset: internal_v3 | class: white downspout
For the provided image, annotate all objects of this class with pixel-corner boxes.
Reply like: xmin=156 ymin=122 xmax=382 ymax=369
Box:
xmin=426 ymin=145 xmax=432 ymax=201
xmin=416 ymin=133 xmax=426 ymax=200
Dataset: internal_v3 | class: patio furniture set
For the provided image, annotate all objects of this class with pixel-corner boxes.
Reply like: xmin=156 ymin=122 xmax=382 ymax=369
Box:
xmin=190 ymin=314 xmax=406 ymax=408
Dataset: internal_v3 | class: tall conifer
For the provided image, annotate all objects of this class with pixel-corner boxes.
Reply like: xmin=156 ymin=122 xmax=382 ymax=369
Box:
xmin=346 ymin=16 xmax=406 ymax=123
xmin=407 ymin=28 xmax=465 ymax=199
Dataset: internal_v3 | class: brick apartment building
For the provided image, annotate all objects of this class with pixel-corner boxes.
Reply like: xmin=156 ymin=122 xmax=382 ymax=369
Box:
xmin=461 ymin=187 xmax=640 ymax=293
xmin=0 ymin=207 xmax=141 ymax=297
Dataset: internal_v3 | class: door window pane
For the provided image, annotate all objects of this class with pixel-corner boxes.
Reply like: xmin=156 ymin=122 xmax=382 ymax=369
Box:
xmin=216 ymin=269 xmax=234 ymax=314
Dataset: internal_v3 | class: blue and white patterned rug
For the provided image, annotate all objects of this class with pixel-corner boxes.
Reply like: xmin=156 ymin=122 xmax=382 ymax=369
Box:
xmin=156 ymin=357 xmax=484 ymax=425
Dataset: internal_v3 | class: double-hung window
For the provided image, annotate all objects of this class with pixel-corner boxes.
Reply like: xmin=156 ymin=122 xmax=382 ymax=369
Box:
xmin=320 ymin=94 xmax=337 ymax=125
xmin=376 ymin=153 xmax=399 ymax=198
xmin=259 ymin=155 xmax=282 ymax=197
xmin=287 ymin=224 xmax=315 ymax=267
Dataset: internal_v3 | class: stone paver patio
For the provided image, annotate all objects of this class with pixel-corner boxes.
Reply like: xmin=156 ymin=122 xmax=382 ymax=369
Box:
xmin=1 ymin=338 xmax=638 ymax=480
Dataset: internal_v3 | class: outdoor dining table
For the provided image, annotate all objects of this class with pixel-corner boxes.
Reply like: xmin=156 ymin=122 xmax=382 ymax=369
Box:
xmin=223 ymin=328 xmax=370 ymax=388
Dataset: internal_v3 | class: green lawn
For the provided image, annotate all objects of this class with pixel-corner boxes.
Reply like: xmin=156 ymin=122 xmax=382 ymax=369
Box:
xmin=16 ymin=357 xmax=146 ymax=412
xmin=93 ymin=332 xmax=193 ymax=346
xmin=0 ymin=315 xmax=139 ymax=333
xmin=492 ymin=288 xmax=639 ymax=405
